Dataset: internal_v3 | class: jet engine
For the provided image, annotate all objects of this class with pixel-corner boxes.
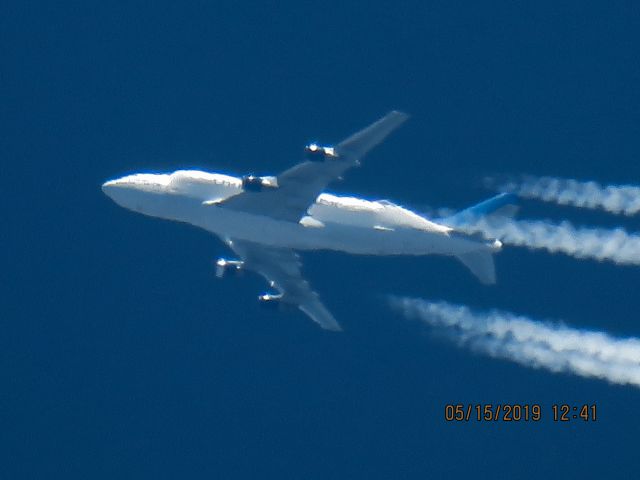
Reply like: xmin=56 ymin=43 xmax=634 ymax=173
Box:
xmin=241 ymin=175 xmax=278 ymax=192
xmin=305 ymin=143 xmax=338 ymax=161
xmin=215 ymin=258 xmax=244 ymax=278
xmin=258 ymin=292 xmax=284 ymax=309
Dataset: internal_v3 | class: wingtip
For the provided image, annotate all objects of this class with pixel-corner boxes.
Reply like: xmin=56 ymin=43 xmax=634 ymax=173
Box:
xmin=323 ymin=324 xmax=343 ymax=332
xmin=389 ymin=110 xmax=410 ymax=121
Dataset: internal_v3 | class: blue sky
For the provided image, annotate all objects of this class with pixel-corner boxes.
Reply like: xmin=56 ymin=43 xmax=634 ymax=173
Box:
xmin=4 ymin=1 xmax=640 ymax=478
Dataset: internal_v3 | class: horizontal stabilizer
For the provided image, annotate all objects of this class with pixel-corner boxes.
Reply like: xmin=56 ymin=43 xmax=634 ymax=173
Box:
xmin=442 ymin=192 xmax=519 ymax=227
xmin=456 ymin=250 xmax=496 ymax=285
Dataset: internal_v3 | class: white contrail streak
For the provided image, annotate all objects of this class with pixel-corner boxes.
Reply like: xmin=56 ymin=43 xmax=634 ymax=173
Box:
xmin=389 ymin=297 xmax=640 ymax=387
xmin=457 ymin=217 xmax=640 ymax=266
xmin=497 ymin=175 xmax=640 ymax=216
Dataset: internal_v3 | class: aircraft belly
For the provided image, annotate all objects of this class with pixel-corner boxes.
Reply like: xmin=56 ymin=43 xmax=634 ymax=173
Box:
xmin=137 ymin=197 xmax=494 ymax=259
xmin=194 ymin=207 xmax=458 ymax=255
xmin=123 ymin=193 xmax=491 ymax=257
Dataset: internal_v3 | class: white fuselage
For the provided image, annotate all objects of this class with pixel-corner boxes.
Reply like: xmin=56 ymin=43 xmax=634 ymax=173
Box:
xmin=102 ymin=170 xmax=500 ymax=257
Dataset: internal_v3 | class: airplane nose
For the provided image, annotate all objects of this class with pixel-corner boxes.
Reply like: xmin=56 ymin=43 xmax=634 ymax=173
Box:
xmin=101 ymin=179 xmax=120 ymax=197
xmin=101 ymin=177 xmax=141 ymax=210
xmin=102 ymin=178 xmax=133 ymax=202
xmin=102 ymin=174 xmax=169 ymax=208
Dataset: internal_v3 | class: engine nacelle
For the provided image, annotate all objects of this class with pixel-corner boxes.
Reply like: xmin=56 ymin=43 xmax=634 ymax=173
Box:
xmin=305 ymin=143 xmax=338 ymax=161
xmin=241 ymin=175 xmax=278 ymax=192
xmin=258 ymin=292 xmax=284 ymax=309
xmin=215 ymin=258 xmax=244 ymax=278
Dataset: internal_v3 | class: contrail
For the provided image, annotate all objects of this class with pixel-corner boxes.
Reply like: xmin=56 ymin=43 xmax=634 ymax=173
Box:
xmin=495 ymin=175 xmax=640 ymax=216
xmin=456 ymin=216 xmax=640 ymax=266
xmin=389 ymin=296 xmax=640 ymax=387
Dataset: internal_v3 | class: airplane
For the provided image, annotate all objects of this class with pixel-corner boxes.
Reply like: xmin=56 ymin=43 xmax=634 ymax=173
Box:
xmin=102 ymin=111 xmax=517 ymax=331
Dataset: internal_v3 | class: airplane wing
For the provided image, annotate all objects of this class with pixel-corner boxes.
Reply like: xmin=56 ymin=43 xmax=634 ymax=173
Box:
xmin=225 ymin=238 xmax=342 ymax=331
xmin=217 ymin=111 xmax=409 ymax=223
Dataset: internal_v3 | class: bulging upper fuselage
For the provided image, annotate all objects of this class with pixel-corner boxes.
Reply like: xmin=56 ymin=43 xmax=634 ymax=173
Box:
xmin=102 ymin=169 xmax=500 ymax=257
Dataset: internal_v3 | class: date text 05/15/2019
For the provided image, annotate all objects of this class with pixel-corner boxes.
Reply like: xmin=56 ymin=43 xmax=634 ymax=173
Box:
xmin=444 ymin=404 xmax=597 ymax=422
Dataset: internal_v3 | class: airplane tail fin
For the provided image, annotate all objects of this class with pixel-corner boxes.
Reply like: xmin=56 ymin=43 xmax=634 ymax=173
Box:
xmin=441 ymin=193 xmax=518 ymax=285
xmin=456 ymin=250 xmax=496 ymax=285
xmin=440 ymin=192 xmax=519 ymax=227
